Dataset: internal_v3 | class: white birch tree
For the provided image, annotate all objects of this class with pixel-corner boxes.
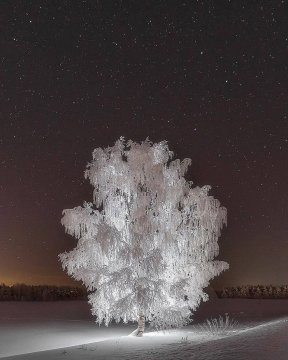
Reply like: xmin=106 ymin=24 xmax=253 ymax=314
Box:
xmin=59 ymin=137 xmax=228 ymax=336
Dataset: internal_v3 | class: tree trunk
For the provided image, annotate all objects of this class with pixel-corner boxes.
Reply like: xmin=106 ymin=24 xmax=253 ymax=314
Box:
xmin=128 ymin=312 xmax=145 ymax=337
xmin=136 ymin=312 xmax=145 ymax=337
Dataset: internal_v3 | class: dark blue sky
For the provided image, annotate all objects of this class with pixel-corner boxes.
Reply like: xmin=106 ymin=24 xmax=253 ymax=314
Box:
xmin=1 ymin=1 xmax=288 ymax=288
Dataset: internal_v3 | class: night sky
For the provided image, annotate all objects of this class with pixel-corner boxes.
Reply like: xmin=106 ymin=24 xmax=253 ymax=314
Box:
xmin=1 ymin=1 xmax=288 ymax=289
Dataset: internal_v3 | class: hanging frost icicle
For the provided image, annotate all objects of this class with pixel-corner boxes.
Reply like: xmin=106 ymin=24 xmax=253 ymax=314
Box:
xmin=59 ymin=137 xmax=229 ymax=335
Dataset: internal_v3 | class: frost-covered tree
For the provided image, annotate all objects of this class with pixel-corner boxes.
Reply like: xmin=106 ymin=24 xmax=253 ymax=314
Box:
xmin=59 ymin=137 xmax=228 ymax=336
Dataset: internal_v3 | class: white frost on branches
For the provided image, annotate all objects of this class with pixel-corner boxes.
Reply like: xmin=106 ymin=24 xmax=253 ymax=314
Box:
xmin=59 ymin=137 xmax=228 ymax=329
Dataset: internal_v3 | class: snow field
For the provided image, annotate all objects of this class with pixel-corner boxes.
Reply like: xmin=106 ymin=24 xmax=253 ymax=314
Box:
xmin=1 ymin=299 xmax=288 ymax=359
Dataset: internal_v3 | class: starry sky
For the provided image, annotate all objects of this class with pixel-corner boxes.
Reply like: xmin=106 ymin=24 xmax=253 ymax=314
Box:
xmin=1 ymin=1 xmax=288 ymax=289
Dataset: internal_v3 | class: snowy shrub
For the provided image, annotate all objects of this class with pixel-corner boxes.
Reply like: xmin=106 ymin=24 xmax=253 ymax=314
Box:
xmin=180 ymin=335 xmax=189 ymax=343
xmin=199 ymin=314 xmax=238 ymax=336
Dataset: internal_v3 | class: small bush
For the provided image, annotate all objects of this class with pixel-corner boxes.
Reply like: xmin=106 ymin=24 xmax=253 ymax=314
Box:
xmin=180 ymin=335 xmax=188 ymax=343
xmin=199 ymin=313 xmax=238 ymax=336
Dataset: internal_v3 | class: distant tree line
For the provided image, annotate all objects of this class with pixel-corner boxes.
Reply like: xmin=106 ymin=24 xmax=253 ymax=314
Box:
xmin=0 ymin=283 xmax=87 ymax=301
xmin=217 ymin=285 xmax=288 ymax=299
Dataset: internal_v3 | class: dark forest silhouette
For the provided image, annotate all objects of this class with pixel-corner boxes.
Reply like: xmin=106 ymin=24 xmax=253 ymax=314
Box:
xmin=0 ymin=283 xmax=87 ymax=301
xmin=217 ymin=285 xmax=288 ymax=299
xmin=1 ymin=283 xmax=288 ymax=301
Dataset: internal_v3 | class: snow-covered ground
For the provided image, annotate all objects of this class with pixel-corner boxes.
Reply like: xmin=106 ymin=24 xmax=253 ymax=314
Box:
xmin=1 ymin=299 xmax=288 ymax=359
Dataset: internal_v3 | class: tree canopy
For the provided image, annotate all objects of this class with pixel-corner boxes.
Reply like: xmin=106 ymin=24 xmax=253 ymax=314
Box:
xmin=60 ymin=137 xmax=228 ymax=330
